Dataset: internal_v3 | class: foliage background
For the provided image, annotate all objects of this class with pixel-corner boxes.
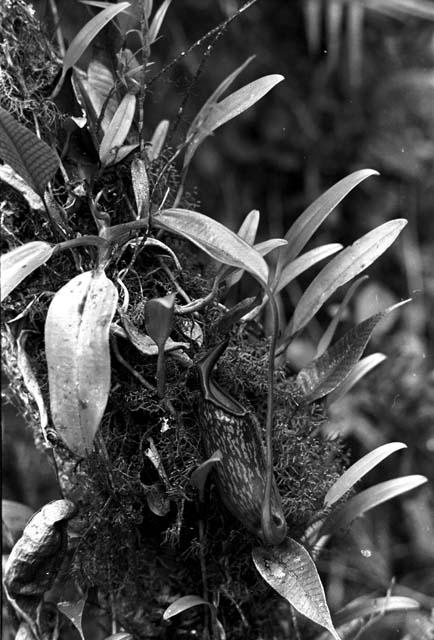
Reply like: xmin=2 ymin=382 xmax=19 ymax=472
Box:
xmin=2 ymin=0 xmax=434 ymax=638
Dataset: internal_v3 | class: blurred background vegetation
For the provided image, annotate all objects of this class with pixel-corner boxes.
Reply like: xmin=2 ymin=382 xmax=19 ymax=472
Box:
xmin=2 ymin=0 xmax=434 ymax=638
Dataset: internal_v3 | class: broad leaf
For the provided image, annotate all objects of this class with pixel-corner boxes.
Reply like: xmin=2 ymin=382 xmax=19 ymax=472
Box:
xmin=326 ymin=352 xmax=386 ymax=406
xmin=273 ymin=243 xmax=343 ymax=294
xmin=276 ymin=169 xmax=378 ymax=275
xmin=289 ymin=219 xmax=407 ymax=335
xmin=1 ymin=242 xmax=54 ymax=302
xmin=295 ymin=300 xmax=409 ymax=403
xmin=131 ymin=157 xmax=149 ymax=218
xmin=86 ymin=60 xmax=119 ymax=132
xmin=163 ymin=595 xmax=211 ymax=620
xmin=154 ymin=208 xmax=269 ymax=285
xmin=237 ymin=209 xmax=260 ymax=244
xmin=252 ymin=538 xmax=340 ymax=640
xmin=45 ymin=269 xmax=118 ymax=457
xmin=0 ymin=164 xmax=44 ymax=211
xmin=147 ymin=119 xmax=169 ymax=160
xmin=148 ymin=0 xmax=172 ymax=44
xmin=316 ymin=275 xmax=368 ymax=357
xmin=324 ymin=442 xmax=407 ymax=507
xmin=190 ymin=451 xmax=223 ymax=501
xmin=184 ymin=74 xmax=284 ymax=167
xmin=321 ymin=475 xmax=428 ymax=536
xmin=52 ymin=2 xmax=131 ymax=97
xmin=0 ymin=108 xmax=59 ymax=196
xmin=57 ymin=594 xmax=88 ymax=640
xmin=99 ymin=93 xmax=136 ymax=166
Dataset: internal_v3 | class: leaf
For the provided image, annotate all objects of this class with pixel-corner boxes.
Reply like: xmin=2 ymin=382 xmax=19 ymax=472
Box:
xmin=190 ymin=451 xmax=223 ymax=501
xmin=131 ymin=157 xmax=149 ymax=218
xmin=147 ymin=119 xmax=169 ymax=160
xmin=115 ymin=316 xmax=188 ymax=355
xmin=4 ymin=500 xmax=76 ymax=597
xmin=184 ymin=74 xmax=284 ymax=167
xmin=154 ymin=208 xmax=269 ymax=285
xmin=57 ymin=593 xmax=88 ymax=640
xmin=145 ymin=293 xmax=176 ymax=348
xmin=52 ymin=2 xmax=131 ymax=97
xmin=321 ymin=475 xmax=428 ymax=537
xmin=1 ymin=241 xmax=54 ymax=302
xmin=276 ymin=169 xmax=378 ymax=275
xmin=324 ymin=442 xmax=407 ymax=507
xmin=146 ymin=483 xmax=170 ymax=516
xmin=289 ymin=219 xmax=407 ymax=336
xmin=295 ymin=300 xmax=409 ymax=403
xmin=237 ymin=209 xmax=260 ymax=244
xmin=0 ymin=107 xmax=59 ymax=196
xmin=99 ymin=93 xmax=137 ymax=166
xmin=148 ymin=0 xmax=172 ymax=44
xmin=163 ymin=595 xmax=211 ymax=620
xmin=86 ymin=60 xmax=118 ymax=132
xmin=45 ymin=269 xmax=118 ymax=457
xmin=326 ymin=352 xmax=386 ymax=406
xmin=2 ymin=501 xmax=33 ymax=549
xmin=0 ymin=164 xmax=44 ymax=211
xmin=16 ymin=331 xmax=49 ymax=446
xmin=104 ymin=634 xmax=133 ymax=640
xmin=254 ymin=238 xmax=288 ymax=255
xmin=252 ymin=538 xmax=340 ymax=640
xmin=273 ymin=243 xmax=343 ymax=294
xmin=333 ymin=596 xmax=420 ymax=627
xmin=316 ymin=275 xmax=369 ymax=357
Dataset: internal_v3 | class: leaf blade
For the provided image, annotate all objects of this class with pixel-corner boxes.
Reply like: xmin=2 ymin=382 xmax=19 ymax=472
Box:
xmin=0 ymin=108 xmax=59 ymax=196
xmin=163 ymin=595 xmax=211 ymax=620
xmin=289 ymin=219 xmax=407 ymax=335
xmin=253 ymin=538 xmax=340 ymax=640
xmin=99 ymin=93 xmax=137 ymax=166
xmin=274 ymin=243 xmax=343 ymax=294
xmin=326 ymin=352 xmax=386 ymax=406
xmin=1 ymin=242 xmax=54 ymax=302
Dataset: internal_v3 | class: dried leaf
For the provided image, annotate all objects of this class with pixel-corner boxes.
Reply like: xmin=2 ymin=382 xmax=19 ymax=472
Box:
xmin=4 ymin=500 xmax=76 ymax=597
xmin=277 ymin=169 xmax=378 ymax=275
xmin=324 ymin=442 xmax=407 ymax=507
xmin=0 ymin=164 xmax=44 ymax=211
xmin=45 ymin=269 xmax=118 ymax=457
xmin=163 ymin=595 xmax=211 ymax=620
xmin=148 ymin=0 xmax=172 ymax=44
xmin=190 ymin=450 xmax=223 ymax=501
xmin=273 ymin=243 xmax=343 ymax=294
xmin=1 ymin=241 xmax=54 ymax=302
xmin=321 ymin=475 xmax=428 ymax=537
xmin=184 ymin=74 xmax=283 ymax=167
xmin=289 ymin=219 xmax=407 ymax=335
xmin=326 ymin=353 xmax=386 ymax=406
xmin=16 ymin=331 xmax=49 ymax=446
xmin=252 ymin=538 xmax=340 ymax=640
xmin=52 ymin=2 xmax=131 ymax=97
xmin=0 ymin=107 xmax=59 ymax=196
xmin=295 ymin=300 xmax=409 ymax=403
xmin=154 ymin=208 xmax=269 ymax=285
xmin=147 ymin=119 xmax=169 ymax=160
xmin=131 ymin=157 xmax=149 ymax=218
xmin=57 ymin=592 xmax=88 ymax=640
xmin=99 ymin=93 xmax=137 ymax=166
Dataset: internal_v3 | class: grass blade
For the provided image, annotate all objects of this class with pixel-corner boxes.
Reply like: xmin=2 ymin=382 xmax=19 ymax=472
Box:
xmin=324 ymin=442 xmax=407 ymax=507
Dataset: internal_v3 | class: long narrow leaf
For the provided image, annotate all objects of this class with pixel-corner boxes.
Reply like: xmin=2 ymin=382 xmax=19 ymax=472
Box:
xmin=184 ymin=74 xmax=283 ymax=167
xmin=99 ymin=93 xmax=136 ymax=166
xmin=334 ymin=596 xmax=420 ymax=627
xmin=0 ymin=108 xmax=59 ymax=196
xmin=289 ymin=219 xmax=407 ymax=335
xmin=277 ymin=169 xmax=378 ymax=276
xmin=295 ymin=300 xmax=409 ymax=403
xmin=52 ymin=2 xmax=131 ymax=97
xmin=321 ymin=475 xmax=428 ymax=537
xmin=327 ymin=352 xmax=386 ymax=406
xmin=274 ymin=243 xmax=343 ymax=294
xmin=1 ymin=242 xmax=54 ymax=302
xmin=163 ymin=595 xmax=211 ymax=620
xmin=148 ymin=0 xmax=172 ymax=44
xmin=154 ymin=208 xmax=269 ymax=285
xmin=324 ymin=442 xmax=407 ymax=507
xmin=253 ymin=539 xmax=340 ymax=640
xmin=147 ymin=119 xmax=169 ymax=160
